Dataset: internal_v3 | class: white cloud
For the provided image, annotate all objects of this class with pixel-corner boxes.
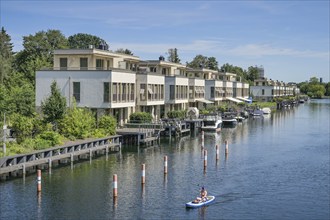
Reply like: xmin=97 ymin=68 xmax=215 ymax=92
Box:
xmin=228 ymin=44 xmax=329 ymax=59
xmin=111 ymin=40 xmax=329 ymax=60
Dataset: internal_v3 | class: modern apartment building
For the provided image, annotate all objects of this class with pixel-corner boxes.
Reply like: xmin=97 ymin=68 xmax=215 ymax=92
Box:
xmin=36 ymin=48 xmax=251 ymax=125
xmin=250 ymin=77 xmax=298 ymax=101
xmin=36 ymin=48 xmax=140 ymax=126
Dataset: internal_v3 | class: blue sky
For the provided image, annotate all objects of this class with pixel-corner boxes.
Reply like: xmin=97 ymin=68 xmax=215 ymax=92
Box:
xmin=1 ymin=0 xmax=329 ymax=82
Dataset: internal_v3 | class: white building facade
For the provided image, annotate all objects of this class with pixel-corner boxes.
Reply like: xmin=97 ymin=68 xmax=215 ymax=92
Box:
xmin=36 ymin=49 xmax=252 ymax=125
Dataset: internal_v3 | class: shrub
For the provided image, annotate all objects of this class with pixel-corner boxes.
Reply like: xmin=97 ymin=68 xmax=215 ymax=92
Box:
xmin=37 ymin=131 xmax=64 ymax=146
xmin=59 ymin=107 xmax=96 ymax=139
xmin=129 ymin=112 xmax=153 ymax=123
xmin=98 ymin=115 xmax=116 ymax=135
xmin=167 ymin=110 xmax=186 ymax=119
xmin=92 ymin=128 xmax=107 ymax=138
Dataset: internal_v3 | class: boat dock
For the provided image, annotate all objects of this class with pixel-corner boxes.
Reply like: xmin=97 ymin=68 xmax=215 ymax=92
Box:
xmin=116 ymin=125 xmax=163 ymax=147
xmin=0 ymin=135 xmax=121 ymax=180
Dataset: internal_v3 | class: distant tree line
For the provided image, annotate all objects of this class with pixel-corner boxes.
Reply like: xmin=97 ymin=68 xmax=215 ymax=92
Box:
xmin=298 ymin=77 xmax=329 ymax=98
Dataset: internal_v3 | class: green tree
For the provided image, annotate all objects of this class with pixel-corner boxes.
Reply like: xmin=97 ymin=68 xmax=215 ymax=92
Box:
xmin=246 ymin=66 xmax=259 ymax=84
xmin=0 ymin=27 xmax=14 ymax=84
xmin=59 ymin=105 xmax=96 ymax=140
xmin=21 ymin=29 xmax=68 ymax=64
xmin=206 ymin=57 xmax=219 ymax=70
xmin=307 ymin=84 xmax=325 ymax=98
xmin=186 ymin=54 xmax=208 ymax=69
xmin=167 ymin=48 xmax=181 ymax=63
xmin=325 ymin=82 xmax=330 ymax=96
xmin=14 ymin=29 xmax=68 ymax=84
xmin=10 ymin=113 xmax=35 ymax=143
xmin=187 ymin=55 xmax=219 ymax=70
xmin=41 ymin=81 xmax=67 ymax=129
xmin=220 ymin=63 xmax=246 ymax=81
xmin=115 ymin=48 xmax=134 ymax=55
xmin=298 ymin=79 xmax=326 ymax=98
xmin=68 ymin=33 xmax=108 ymax=49
xmin=309 ymin=77 xmax=319 ymax=84
xmin=1 ymin=71 xmax=35 ymax=117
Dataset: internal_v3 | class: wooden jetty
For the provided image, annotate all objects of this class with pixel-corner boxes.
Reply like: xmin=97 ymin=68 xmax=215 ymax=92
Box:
xmin=0 ymin=135 xmax=121 ymax=181
xmin=116 ymin=127 xmax=161 ymax=147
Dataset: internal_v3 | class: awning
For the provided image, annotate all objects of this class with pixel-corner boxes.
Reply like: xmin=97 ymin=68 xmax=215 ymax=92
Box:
xmin=197 ymin=99 xmax=214 ymax=104
xmin=226 ymin=97 xmax=243 ymax=103
xmin=237 ymin=97 xmax=251 ymax=102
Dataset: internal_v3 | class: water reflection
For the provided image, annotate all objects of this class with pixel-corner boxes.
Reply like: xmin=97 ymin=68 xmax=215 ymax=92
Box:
xmin=37 ymin=192 xmax=42 ymax=220
xmin=1 ymin=100 xmax=329 ymax=220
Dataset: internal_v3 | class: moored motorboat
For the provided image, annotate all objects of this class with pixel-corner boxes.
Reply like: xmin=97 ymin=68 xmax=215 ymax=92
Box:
xmin=222 ymin=112 xmax=238 ymax=126
xmin=262 ymin=107 xmax=271 ymax=114
xmin=201 ymin=114 xmax=222 ymax=132
xmin=185 ymin=196 xmax=215 ymax=208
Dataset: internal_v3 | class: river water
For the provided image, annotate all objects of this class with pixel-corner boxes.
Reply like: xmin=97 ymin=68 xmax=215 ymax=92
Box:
xmin=0 ymin=100 xmax=329 ymax=220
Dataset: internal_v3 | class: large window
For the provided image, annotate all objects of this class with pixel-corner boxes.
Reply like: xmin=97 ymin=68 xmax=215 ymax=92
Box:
xmin=80 ymin=58 xmax=88 ymax=70
xmin=130 ymin=84 xmax=135 ymax=101
xmin=122 ymin=83 xmax=127 ymax=101
xmin=60 ymin=58 xmax=67 ymax=70
xmin=96 ymin=59 xmax=104 ymax=70
xmin=211 ymin=87 xmax=215 ymax=98
xmin=170 ymin=85 xmax=175 ymax=100
xmin=103 ymin=82 xmax=110 ymax=102
xmin=73 ymin=82 xmax=80 ymax=102
xmin=112 ymin=83 xmax=118 ymax=102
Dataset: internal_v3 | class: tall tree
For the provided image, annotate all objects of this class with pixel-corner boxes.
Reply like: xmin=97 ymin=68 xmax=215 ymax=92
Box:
xmin=309 ymin=77 xmax=319 ymax=84
xmin=187 ymin=55 xmax=219 ymax=70
xmin=0 ymin=27 xmax=14 ymax=84
xmin=14 ymin=29 xmax=68 ymax=85
xmin=21 ymin=29 xmax=68 ymax=64
xmin=220 ymin=63 xmax=247 ymax=82
xmin=325 ymin=82 xmax=330 ymax=96
xmin=167 ymin=48 xmax=180 ymax=63
xmin=41 ymin=81 xmax=67 ymax=129
xmin=115 ymin=48 xmax=134 ymax=55
xmin=206 ymin=57 xmax=218 ymax=70
xmin=68 ymin=33 xmax=109 ymax=49
xmin=1 ymin=71 xmax=35 ymax=117
xmin=246 ymin=66 xmax=259 ymax=82
xmin=186 ymin=54 xmax=208 ymax=68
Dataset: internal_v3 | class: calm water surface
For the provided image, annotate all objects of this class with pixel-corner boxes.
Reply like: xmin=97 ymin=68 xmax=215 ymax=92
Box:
xmin=1 ymin=100 xmax=329 ymax=219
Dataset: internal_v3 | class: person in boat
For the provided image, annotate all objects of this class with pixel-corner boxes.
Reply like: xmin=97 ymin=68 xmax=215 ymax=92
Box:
xmin=200 ymin=186 xmax=208 ymax=201
xmin=194 ymin=186 xmax=208 ymax=203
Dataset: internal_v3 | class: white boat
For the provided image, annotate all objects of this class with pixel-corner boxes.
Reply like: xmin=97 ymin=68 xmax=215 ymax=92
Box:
xmin=201 ymin=114 xmax=222 ymax=132
xmin=262 ymin=107 xmax=271 ymax=114
xmin=186 ymin=196 xmax=215 ymax=208
xmin=222 ymin=112 xmax=238 ymax=126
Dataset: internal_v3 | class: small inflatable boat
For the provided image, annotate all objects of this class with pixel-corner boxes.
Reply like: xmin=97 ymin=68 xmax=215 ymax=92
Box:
xmin=185 ymin=196 xmax=215 ymax=208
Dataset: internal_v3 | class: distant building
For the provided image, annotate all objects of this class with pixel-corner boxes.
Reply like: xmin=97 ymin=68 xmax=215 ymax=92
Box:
xmin=256 ymin=66 xmax=264 ymax=78
xmin=250 ymin=78 xmax=299 ymax=101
